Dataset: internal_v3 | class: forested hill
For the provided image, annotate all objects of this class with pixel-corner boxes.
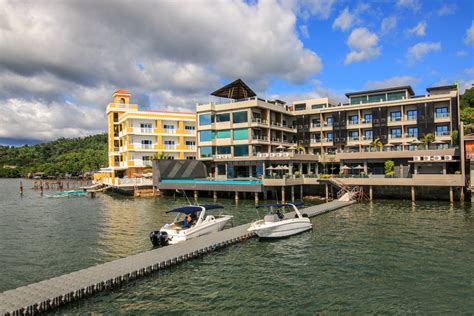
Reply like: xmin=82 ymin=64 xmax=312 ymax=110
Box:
xmin=0 ymin=134 xmax=108 ymax=178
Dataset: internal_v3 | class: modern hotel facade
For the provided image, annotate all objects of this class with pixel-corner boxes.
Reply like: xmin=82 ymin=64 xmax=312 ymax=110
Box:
xmin=100 ymin=89 xmax=196 ymax=182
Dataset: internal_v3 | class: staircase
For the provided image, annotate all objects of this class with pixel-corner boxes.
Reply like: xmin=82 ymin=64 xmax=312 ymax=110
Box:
xmin=327 ymin=178 xmax=368 ymax=202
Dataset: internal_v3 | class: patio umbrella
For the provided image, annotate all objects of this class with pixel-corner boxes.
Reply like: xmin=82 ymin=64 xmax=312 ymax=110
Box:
xmin=354 ymin=165 xmax=364 ymax=170
xmin=276 ymin=145 xmax=286 ymax=150
xmin=401 ymin=142 xmax=410 ymax=146
xmin=266 ymin=166 xmax=275 ymax=170
xmin=341 ymin=165 xmax=351 ymax=170
xmin=281 ymin=166 xmax=290 ymax=170
xmin=411 ymin=139 xmax=423 ymax=144
xmin=384 ymin=143 xmax=394 ymax=147
xmin=288 ymin=144 xmax=297 ymax=150
xmin=432 ymin=139 xmax=445 ymax=144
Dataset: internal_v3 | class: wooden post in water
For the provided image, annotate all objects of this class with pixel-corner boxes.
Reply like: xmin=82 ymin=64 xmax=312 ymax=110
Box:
xmin=213 ymin=191 xmax=217 ymax=202
xmin=449 ymin=186 xmax=453 ymax=204
xmin=19 ymin=181 xmax=24 ymax=196
xmin=460 ymin=187 xmax=464 ymax=202
xmin=300 ymin=185 xmax=303 ymax=200
xmin=254 ymin=192 xmax=259 ymax=205
xmin=369 ymin=185 xmax=373 ymax=201
xmin=325 ymin=184 xmax=329 ymax=202
xmin=263 ymin=190 xmax=267 ymax=200
xmin=291 ymin=186 xmax=295 ymax=202
xmin=194 ymin=190 xmax=198 ymax=202
xmin=235 ymin=191 xmax=239 ymax=203
xmin=411 ymin=186 xmax=415 ymax=203
xmin=281 ymin=186 xmax=285 ymax=204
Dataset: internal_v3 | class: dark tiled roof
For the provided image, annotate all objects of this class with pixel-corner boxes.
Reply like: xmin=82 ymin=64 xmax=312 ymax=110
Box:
xmin=345 ymin=86 xmax=415 ymax=98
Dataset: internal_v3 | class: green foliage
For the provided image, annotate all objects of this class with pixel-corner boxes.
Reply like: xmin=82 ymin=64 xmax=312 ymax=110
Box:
xmin=153 ymin=152 xmax=169 ymax=160
xmin=423 ymin=133 xmax=435 ymax=149
xmin=461 ymin=87 xmax=474 ymax=109
xmin=0 ymin=134 xmax=107 ymax=178
xmin=384 ymin=160 xmax=395 ymax=177
xmin=461 ymin=87 xmax=474 ymax=133
xmin=370 ymin=138 xmax=383 ymax=151
xmin=294 ymin=145 xmax=305 ymax=154
xmin=451 ymin=130 xmax=459 ymax=146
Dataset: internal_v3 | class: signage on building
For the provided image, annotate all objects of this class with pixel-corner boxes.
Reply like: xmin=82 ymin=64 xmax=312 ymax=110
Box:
xmin=465 ymin=140 xmax=474 ymax=159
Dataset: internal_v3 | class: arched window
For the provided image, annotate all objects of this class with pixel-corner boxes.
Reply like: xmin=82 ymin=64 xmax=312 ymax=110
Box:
xmin=120 ymin=98 xmax=126 ymax=104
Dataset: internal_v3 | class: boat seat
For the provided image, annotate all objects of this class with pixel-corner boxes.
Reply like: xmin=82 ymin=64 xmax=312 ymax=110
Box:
xmin=264 ymin=214 xmax=279 ymax=222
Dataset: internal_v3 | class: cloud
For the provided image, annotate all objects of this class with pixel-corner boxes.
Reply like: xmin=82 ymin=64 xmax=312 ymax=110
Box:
xmin=269 ymin=79 xmax=347 ymax=104
xmin=332 ymin=7 xmax=355 ymax=31
xmin=299 ymin=24 xmax=310 ymax=38
xmin=0 ymin=0 xmax=323 ymax=142
xmin=437 ymin=4 xmax=456 ymax=16
xmin=365 ymin=76 xmax=418 ymax=90
xmin=408 ymin=21 xmax=427 ymax=36
xmin=397 ymin=0 xmax=421 ymax=12
xmin=344 ymin=28 xmax=381 ymax=64
xmin=407 ymin=42 xmax=441 ymax=62
xmin=381 ymin=16 xmax=397 ymax=35
xmin=465 ymin=21 xmax=474 ymax=45
xmin=456 ymin=50 xmax=468 ymax=57
xmin=465 ymin=68 xmax=474 ymax=76
xmin=293 ymin=0 xmax=336 ymax=20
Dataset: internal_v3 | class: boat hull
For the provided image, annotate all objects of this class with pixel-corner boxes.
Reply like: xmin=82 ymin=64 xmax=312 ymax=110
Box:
xmin=161 ymin=216 xmax=231 ymax=244
xmin=248 ymin=218 xmax=312 ymax=238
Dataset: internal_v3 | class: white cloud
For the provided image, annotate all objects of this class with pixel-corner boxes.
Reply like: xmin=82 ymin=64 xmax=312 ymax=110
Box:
xmin=465 ymin=21 xmax=474 ymax=45
xmin=293 ymin=0 xmax=336 ymax=20
xmin=397 ymin=0 xmax=421 ymax=12
xmin=381 ymin=16 xmax=397 ymax=35
xmin=344 ymin=28 xmax=381 ymax=64
xmin=456 ymin=50 xmax=468 ymax=57
xmin=299 ymin=24 xmax=310 ymax=38
xmin=0 ymin=0 xmax=323 ymax=141
xmin=408 ymin=21 xmax=427 ymax=36
xmin=437 ymin=4 xmax=456 ymax=16
xmin=465 ymin=68 xmax=474 ymax=76
xmin=332 ymin=7 xmax=355 ymax=31
xmin=365 ymin=76 xmax=418 ymax=90
xmin=407 ymin=42 xmax=441 ymax=62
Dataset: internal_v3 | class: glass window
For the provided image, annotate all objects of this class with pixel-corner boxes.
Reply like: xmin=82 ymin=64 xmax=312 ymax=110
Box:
xmin=408 ymin=145 xmax=416 ymax=151
xmin=233 ymin=128 xmax=248 ymax=140
xmin=185 ymin=125 xmax=195 ymax=130
xmin=351 ymin=96 xmax=368 ymax=105
xmin=164 ymin=140 xmax=175 ymax=145
xmin=163 ymin=124 xmax=175 ymax=130
xmin=233 ymin=111 xmax=248 ymax=123
xmin=215 ymin=113 xmax=230 ymax=122
xmin=234 ymin=145 xmax=249 ymax=157
xmin=141 ymin=140 xmax=152 ymax=144
xmin=185 ymin=141 xmax=195 ymax=146
xmin=312 ymin=104 xmax=326 ymax=109
xmin=327 ymin=132 xmax=333 ymax=141
xmin=140 ymin=123 xmax=152 ymax=129
xmin=217 ymin=146 xmax=231 ymax=154
xmin=407 ymin=110 xmax=417 ymax=120
xmin=199 ymin=113 xmax=213 ymax=125
xmin=436 ymin=125 xmax=449 ymax=136
xmin=435 ymin=107 xmax=449 ymax=118
xmin=407 ymin=127 xmax=418 ymax=138
xmin=326 ymin=117 xmax=333 ymax=125
xmin=294 ymin=104 xmax=306 ymax=111
xmin=348 ymin=115 xmax=359 ymax=124
xmin=390 ymin=111 xmax=402 ymax=121
xmin=216 ymin=130 xmax=231 ymax=139
xmin=387 ymin=91 xmax=406 ymax=101
xmin=391 ymin=128 xmax=402 ymax=138
xmin=364 ymin=130 xmax=373 ymax=140
xmin=200 ymin=146 xmax=214 ymax=158
xmin=368 ymin=94 xmax=386 ymax=103
xmin=363 ymin=114 xmax=373 ymax=123
xmin=349 ymin=131 xmax=359 ymax=139
xmin=199 ymin=130 xmax=214 ymax=142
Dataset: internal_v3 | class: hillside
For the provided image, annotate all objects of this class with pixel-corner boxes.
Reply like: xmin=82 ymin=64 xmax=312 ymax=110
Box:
xmin=0 ymin=134 xmax=108 ymax=178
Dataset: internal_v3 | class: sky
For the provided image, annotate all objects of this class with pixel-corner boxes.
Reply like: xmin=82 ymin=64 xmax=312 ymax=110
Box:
xmin=0 ymin=0 xmax=473 ymax=145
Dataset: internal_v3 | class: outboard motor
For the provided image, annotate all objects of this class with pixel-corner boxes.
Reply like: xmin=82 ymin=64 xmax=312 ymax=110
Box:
xmin=149 ymin=231 xmax=169 ymax=247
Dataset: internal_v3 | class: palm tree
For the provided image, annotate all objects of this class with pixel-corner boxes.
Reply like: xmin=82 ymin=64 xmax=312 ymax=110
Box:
xmin=370 ymin=138 xmax=383 ymax=152
xmin=153 ymin=152 xmax=169 ymax=160
xmin=423 ymin=133 xmax=435 ymax=150
xmin=294 ymin=145 xmax=305 ymax=154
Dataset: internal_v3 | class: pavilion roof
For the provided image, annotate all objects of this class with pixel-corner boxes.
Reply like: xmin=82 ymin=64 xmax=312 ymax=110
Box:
xmin=210 ymin=79 xmax=256 ymax=99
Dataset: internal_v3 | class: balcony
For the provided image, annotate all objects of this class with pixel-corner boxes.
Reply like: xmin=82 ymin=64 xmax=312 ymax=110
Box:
xmin=435 ymin=113 xmax=450 ymax=119
xmin=435 ymin=131 xmax=450 ymax=137
xmin=252 ymin=135 xmax=269 ymax=142
xmin=347 ymin=121 xmax=359 ymax=126
xmin=164 ymin=144 xmax=177 ymax=150
xmin=164 ymin=128 xmax=176 ymax=134
xmin=311 ymin=123 xmax=321 ymax=128
xmin=186 ymin=145 xmax=196 ymax=151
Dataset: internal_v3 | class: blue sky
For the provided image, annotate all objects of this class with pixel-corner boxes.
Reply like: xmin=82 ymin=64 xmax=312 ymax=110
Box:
xmin=0 ymin=0 xmax=472 ymax=145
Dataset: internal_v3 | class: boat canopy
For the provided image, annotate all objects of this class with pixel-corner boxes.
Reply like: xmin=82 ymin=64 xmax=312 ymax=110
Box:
xmin=256 ymin=201 xmax=304 ymax=209
xmin=167 ymin=204 xmax=224 ymax=214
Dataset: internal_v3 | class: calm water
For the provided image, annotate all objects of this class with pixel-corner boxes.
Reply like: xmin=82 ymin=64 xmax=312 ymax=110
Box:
xmin=0 ymin=179 xmax=473 ymax=314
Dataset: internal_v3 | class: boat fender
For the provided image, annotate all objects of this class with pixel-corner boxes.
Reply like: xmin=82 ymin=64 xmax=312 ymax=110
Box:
xmin=302 ymin=213 xmax=309 ymax=218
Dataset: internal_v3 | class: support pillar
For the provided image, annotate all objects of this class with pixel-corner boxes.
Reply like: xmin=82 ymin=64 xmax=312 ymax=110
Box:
xmin=213 ymin=191 xmax=217 ymax=201
xmin=235 ymin=191 xmax=239 ymax=203
xmin=460 ymin=187 xmax=465 ymax=202
xmin=291 ymin=186 xmax=295 ymax=202
xmin=255 ymin=192 xmax=259 ymax=205
xmin=449 ymin=186 xmax=454 ymax=204
xmin=300 ymin=185 xmax=303 ymax=200
xmin=325 ymin=183 xmax=329 ymax=202
xmin=281 ymin=186 xmax=286 ymax=203
xmin=194 ymin=190 xmax=198 ymax=201
xmin=411 ymin=186 xmax=415 ymax=203
xmin=263 ymin=190 xmax=267 ymax=200
xmin=369 ymin=185 xmax=373 ymax=201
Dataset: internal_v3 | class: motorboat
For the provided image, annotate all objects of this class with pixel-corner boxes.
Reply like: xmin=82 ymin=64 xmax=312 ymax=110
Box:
xmin=150 ymin=204 xmax=232 ymax=246
xmin=247 ymin=201 xmax=312 ymax=238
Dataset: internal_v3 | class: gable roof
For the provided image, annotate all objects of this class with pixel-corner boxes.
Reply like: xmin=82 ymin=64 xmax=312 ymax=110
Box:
xmin=211 ymin=79 xmax=256 ymax=99
xmin=113 ymin=89 xmax=131 ymax=96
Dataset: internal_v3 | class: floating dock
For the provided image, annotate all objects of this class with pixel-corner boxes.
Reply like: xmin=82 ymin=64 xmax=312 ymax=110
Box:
xmin=0 ymin=200 xmax=353 ymax=315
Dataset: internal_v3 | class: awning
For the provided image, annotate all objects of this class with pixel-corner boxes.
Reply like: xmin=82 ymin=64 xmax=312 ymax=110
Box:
xmin=167 ymin=204 xmax=224 ymax=214
xmin=256 ymin=201 xmax=304 ymax=209
xmin=210 ymin=79 xmax=256 ymax=99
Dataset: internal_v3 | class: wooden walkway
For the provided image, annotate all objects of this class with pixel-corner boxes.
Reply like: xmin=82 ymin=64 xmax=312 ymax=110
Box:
xmin=0 ymin=200 xmax=353 ymax=315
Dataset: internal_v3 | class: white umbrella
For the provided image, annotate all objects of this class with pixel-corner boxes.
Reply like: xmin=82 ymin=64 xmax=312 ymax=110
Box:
xmin=341 ymin=165 xmax=351 ymax=170
xmin=276 ymin=145 xmax=285 ymax=150
xmin=411 ymin=139 xmax=423 ymax=145
xmin=354 ymin=165 xmax=364 ymax=170
xmin=288 ymin=145 xmax=297 ymax=150
xmin=274 ymin=165 xmax=284 ymax=170
xmin=432 ymin=139 xmax=445 ymax=144
xmin=281 ymin=165 xmax=290 ymax=170
xmin=384 ymin=143 xmax=394 ymax=147
xmin=266 ymin=166 xmax=275 ymax=170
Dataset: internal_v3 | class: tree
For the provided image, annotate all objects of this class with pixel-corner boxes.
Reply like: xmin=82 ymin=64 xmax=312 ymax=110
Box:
xmin=370 ymin=138 xmax=383 ymax=151
xmin=384 ymin=160 xmax=395 ymax=177
xmin=423 ymin=133 xmax=435 ymax=149
xmin=153 ymin=152 xmax=169 ymax=160
xmin=451 ymin=130 xmax=459 ymax=146
xmin=294 ymin=145 xmax=305 ymax=154
xmin=461 ymin=87 xmax=474 ymax=109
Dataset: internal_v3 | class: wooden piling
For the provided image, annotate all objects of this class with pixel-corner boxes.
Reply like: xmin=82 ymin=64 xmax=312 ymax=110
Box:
xmin=411 ymin=186 xmax=415 ymax=203
xmin=449 ymin=186 xmax=453 ymax=204
xmin=194 ymin=190 xmax=198 ymax=202
xmin=460 ymin=187 xmax=464 ymax=202
xmin=291 ymin=186 xmax=295 ymax=202
xmin=325 ymin=183 xmax=329 ymax=202
xmin=213 ymin=191 xmax=217 ymax=201
xmin=254 ymin=192 xmax=259 ymax=205
xmin=369 ymin=185 xmax=373 ymax=201
xmin=235 ymin=191 xmax=239 ymax=203
xmin=281 ymin=186 xmax=285 ymax=204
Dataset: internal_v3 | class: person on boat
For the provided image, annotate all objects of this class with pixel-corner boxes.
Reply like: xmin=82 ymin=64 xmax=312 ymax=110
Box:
xmin=187 ymin=214 xmax=194 ymax=226
xmin=276 ymin=209 xmax=284 ymax=220
xmin=183 ymin=215 xmax=190 ymax=228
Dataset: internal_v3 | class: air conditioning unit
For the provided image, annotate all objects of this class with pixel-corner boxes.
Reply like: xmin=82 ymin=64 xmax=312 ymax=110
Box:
xmin=433 ymin=155 xmax=442 ymax=161
xmin=444 ymin=155 xmax=453 ymax=161
xmin=414 ymin=156 xmax=421 ymax=161
xmin=216 ymin=154 xmax=222 ymax=159
xmin=257 ymin=153 xmax=262 ymax=157
xmin=423 ymin=156 xmax=431 ymax=161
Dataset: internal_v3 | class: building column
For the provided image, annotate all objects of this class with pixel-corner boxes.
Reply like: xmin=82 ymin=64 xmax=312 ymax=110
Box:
xmin=449 ymin=186 xmax=454 ymax=204
xmin=300 ymin=185 xmax=303 ymax=200
xmin=291 ymin=186 xmax=295 ymax=202
xmin=289 ymin=162 xmax=293 ymax=175
xmin=194 ymin=190 xmax=198 ymax=202
xmin=213 ymin=191 xmax=217 ymax=201
xmin=411 ymin=186 xmax=415 ymax=203
xmin=364 ymin=160 xmax=368 ymax=174
xmin=443 ymin=163 xmax=447 ymax=175
xmin=281 ymin=186 xmax=286 ymax=203
xmin=255 ymin=192 xmax=259 ymax=205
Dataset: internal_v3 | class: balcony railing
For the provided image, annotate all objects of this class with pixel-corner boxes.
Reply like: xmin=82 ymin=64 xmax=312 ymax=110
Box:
xmin=311 ymin=123 xmax=321 ymax=128
xmin=389 ymin=117 xmax=402 ymax=122
xmin=186 ymin=145 xmax=196 ymax=150
xmin=137 ymin=144 xmax=154 ymax=149
xmin=164 ymin=128 xmax=176 ymax=134
xmin=140 ymin=128 xmax=153 ymax=133
xmin=253 ymin=135 xmax=268 ymax=141
xmin=435 ymin=131 xmax=450 ymax=137
xmin=435 ymin=113 xmax=450 ymax=118
xmin=165 ymin=144 xmax=176 ymax=150
xmin=348 ymin=136 xmax=360 ymax=141
xmin=389 ymin=134 xmax=403 ymax=139
xmin=347 ymin=121 xmax=359 ymax=126
xmin=251 ymin=118 xmax=268 ymax=125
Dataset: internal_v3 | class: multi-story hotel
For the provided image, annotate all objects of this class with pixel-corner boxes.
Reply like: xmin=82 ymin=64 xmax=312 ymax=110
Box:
xmin=196 ymin=79 xmax=463 ymax=181
xmin=103 ymin=89 xmax=196 ymax=180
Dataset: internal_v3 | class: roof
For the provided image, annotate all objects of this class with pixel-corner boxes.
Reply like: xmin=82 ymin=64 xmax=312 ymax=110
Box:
xmin=113 ymin=89 xmax=131 ymax=96
xmin=143 ymin=110 xmax=195 ymax=115
xmin=345 ymin=86 xmax=415 ymax=98
xmin=256 ymin=201 xmax=304 ymax=209
xmin=426 ymin=85 xmax=458 ymax=92
xmin=211 ymin=79 xmax=256 ymax=99
xmin=166 ymin=204 xmax=224 ymax=214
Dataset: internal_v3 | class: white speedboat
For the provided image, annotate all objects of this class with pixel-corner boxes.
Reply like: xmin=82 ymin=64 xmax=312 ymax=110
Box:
xmin=247 ymin=202 xmax=312 ymax=238
xmin=151 ymin=204 xmax=232 ymax=246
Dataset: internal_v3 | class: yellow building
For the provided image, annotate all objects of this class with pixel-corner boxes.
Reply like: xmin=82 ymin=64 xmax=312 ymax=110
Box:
xmin=96 ymin=89 xmax=196 ymax=183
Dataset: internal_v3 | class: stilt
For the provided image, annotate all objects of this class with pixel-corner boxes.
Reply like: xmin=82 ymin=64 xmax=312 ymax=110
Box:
xmin=325 ymin=183 xmax=329 ymax=202
xmin=213 ymin=191 xmax=217 ymax=201
xmin=449 ymin=186 xmax=453 ymax=204
xmin=291 ymin=186 xmax=295 ymax=202
xmin=460 ymin=187 xmax=464 ymax=202
xmin=173 ymin=190 xmax=176 ymax=200
xmin=263 ymin=190 xmax=267 ymax=200
xmin=369 ymin=185 xmax=373 ymax=201
xmin=300 ymin=185 xmax=303 ymax=200
xmin=19 ymin=181 xmax=23 ymax=196
xmin=194 ymin=190 xmax=198 ymax=202
xmin=254 ymin=192 xmax=259 ymax=205
xmin=281 ymin=186 xmax=285 ymax=204
xmin=411 ymin=186 xmax=415 ymax=203
xmin=235 ymin=191 xmax=239 ymax=203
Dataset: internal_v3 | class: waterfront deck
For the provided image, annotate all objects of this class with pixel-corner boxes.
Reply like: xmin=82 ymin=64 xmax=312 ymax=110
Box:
xmin=0 ymin=200 xmax=353 ymax=315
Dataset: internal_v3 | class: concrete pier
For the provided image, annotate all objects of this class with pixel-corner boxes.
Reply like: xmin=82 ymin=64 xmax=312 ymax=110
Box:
xmin=0 ymin=200 xmax=353 ymax=315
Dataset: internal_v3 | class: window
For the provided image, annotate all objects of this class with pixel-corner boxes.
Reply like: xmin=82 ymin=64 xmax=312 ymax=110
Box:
xmin=140 ymin=123 xmax=152 ymax=129
xmin=326 ymin=117 xmax=333 ymax=125
xmin=216 ymin=130 xmax=231 ymax=139
xmin=407 ymin=110 xmax=417 ymax=121
xmin=163 ymin=124 xmax=175 ymax=130
xmin=234 ymin=145 xmax=249 ymax=157
xmin=141 ymin=139 xmax=153 ymax=149
xmin=199 ymin=113 xmax=213 ymax=125
xmin=233 ymin=128 xmax=248 ymax=140
xmin=368 ymin=94 xmax=386 ymax=103
xmin=390 ymin=111 xmax=402 ymax=121
xmin=391 ymin=128 xmax=402 ymax=138
xmin=294 ymin=104 xmax=306 ymax=111
xmin=142 ymin=156 xmax=152 ymax=161
xmin=351 ymin=96 xmax=368 ymax=105
xmin=186 ymin=156 xmax=196 ymax=160
xmin=185 ymin=125 xmax=195 ymax=130
xmin=435 ymin=107 xmax=449 ymax=118
xmin=407 ymin=127 xmax=418 ymax=138
xmin=408 ymin=145 xmax=416 ymax=151
xmin=363 ymin=114 xmax=373 ymax=123
xmin=364 ymin=130 xmax=373 ymax=140
xmin=140 ymin=123 xmax=152 ymax=133
xmin=217 ymin=146 xmax=231 ymax=154
xmin=312 ymin=104 xmax=326 ymax=109
xmin=348 ymin=115 xmax=359 ymax=125
xmin=185 ymin=141 xmax=195 ymax=146
xmin=215 ymin=113 xmax=230 ymax=122
xmin=200 ymin=146 xmax=214 ymax=158
xmin=387 ymin=91 xmax=406 ymax=101
xmin=327 ymin=132 xmax=333 ymax=141
xmin=199 ymin=130 xmax=214 ymax=142
xmin=393 ymin=145 xmax=402 ymax=151
xmin=436 ymin=125 xmax=449 ymax=136
xmin=348 ymin=131 xmax=359 ymax=140
xmin=164 ymin=140 xmax=175 ymax=145
xmin=233 ymin=111 xmax=248 ymax=123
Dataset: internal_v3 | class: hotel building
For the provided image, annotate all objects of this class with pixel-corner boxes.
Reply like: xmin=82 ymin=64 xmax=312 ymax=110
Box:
xmin=101 ymin=89 xmax=196 ymax=182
